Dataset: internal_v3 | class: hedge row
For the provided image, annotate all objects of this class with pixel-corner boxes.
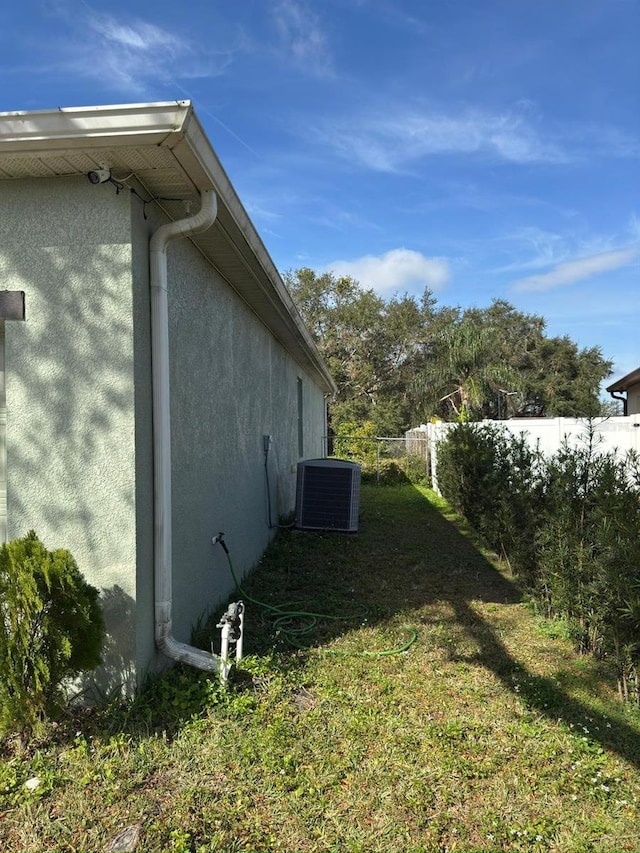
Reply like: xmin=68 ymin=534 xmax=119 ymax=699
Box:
xmin=437 ymin=422 xmax=640 ymax=705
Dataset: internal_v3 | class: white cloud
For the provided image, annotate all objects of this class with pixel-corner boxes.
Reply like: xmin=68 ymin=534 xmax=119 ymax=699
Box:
xmin=327 ymin=249 xmax=450 ymax=295
xmin=313 ymin=102 xmax=640 ymax=173
xmin=491 ymin=226 xmax=570 ymax=274
xmin=270 ymin=0 xmax=333 ymax=77
xmin=95 ymin=19 xmax=180 ymax=53
xmin=512 ymin=245 xmax=639 ymax=293
xmin=316 ymin=108 xmax=568 ymax=172
xmin=45 ymin=7 xmax=234 ymax=94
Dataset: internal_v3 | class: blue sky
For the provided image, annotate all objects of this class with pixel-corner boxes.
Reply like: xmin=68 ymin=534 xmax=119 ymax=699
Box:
xmin=2 ymin=0 xmax=639 ymax=385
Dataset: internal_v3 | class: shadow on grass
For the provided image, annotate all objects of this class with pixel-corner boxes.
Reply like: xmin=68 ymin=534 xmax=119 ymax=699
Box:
xmin=450 ymin=598 xmax=640 ymax=768
xmin=230 ymin=483 xmax=640 ymax=770
xmin=58 ymin=484 xmax=639 ymax=770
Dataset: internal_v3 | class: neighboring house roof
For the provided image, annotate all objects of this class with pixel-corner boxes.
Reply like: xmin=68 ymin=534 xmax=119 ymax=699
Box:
xmin=0 ymin=101 xmax=336 ymax=395
xmin=606 ymin=366 xmax=640 ymax=393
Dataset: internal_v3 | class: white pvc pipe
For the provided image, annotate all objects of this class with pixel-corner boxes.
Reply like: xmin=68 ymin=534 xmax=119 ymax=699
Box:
xmin=150 ymin=189 xmax=221 ymax=672
xmin=236 ymin=603 xmax=245 ymax=661
xmin=220 ymin=621 xmax=232 ymax=683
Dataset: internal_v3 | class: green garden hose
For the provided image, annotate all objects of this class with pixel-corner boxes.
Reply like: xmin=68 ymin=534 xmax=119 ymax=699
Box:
xmin=214 ymin=533 xmax=418 ymax=657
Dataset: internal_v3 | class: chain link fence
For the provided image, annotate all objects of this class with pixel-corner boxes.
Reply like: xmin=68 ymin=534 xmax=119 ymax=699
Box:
xmin=323 ymin=432 xmax=431 ymax=484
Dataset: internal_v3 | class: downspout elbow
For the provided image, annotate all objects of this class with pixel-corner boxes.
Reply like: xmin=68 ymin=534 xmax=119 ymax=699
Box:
xmin=609 ymin=390 xmax=628 ymax=417
xmin=150 ymin=190 xmax=218 ymax=257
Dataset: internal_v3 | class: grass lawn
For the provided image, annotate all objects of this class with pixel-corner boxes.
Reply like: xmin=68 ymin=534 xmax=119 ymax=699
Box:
xmin=2 ymin=484 xmax=640 ymax=852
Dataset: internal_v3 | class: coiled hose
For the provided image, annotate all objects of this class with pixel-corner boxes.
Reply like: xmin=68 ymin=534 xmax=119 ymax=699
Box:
xmin=214 ymin=533 xmax=417 ymax=656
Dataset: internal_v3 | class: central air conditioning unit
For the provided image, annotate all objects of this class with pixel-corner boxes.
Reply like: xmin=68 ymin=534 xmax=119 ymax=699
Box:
xmin=295 ymin=458 xmax=361 ymax=532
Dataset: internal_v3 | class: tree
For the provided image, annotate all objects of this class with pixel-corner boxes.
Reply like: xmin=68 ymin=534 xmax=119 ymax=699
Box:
xmin=286 ymin=269 xmax=613 ymax=432
xmin=285 ymin=268 xmax=438 ymax=434
xmin=449 ymin=300 xmax=612 ymax=419
xmin=413 ymin=315 xmax=522 ymax=421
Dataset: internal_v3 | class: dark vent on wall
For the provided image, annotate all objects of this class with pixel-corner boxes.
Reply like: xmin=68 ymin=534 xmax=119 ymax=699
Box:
xmin=295 ymin=459 xmax=361 ymax=532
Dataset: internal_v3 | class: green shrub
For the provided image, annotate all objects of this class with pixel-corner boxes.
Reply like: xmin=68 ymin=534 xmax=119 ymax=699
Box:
xmin=332 ymin=421 xmax=429 ymax=486
xmin=436 ymin=421 xmax=640 ymax=704
xmin=537 ymin=435 xmax=640 ymax=701
xmin=332 ymin=420 xmax=378 ymax=466
xmin=0 ymin=531 xmax=105 ymax=737
xmin=361 ymin=459 xmax=406 ymax=485
xmin=396 ymin=453 xmax=430 ymax=486
xmin=360 ymin=456 xmax=429 ymax=486
xmin=436 ymin=423 xmax=543 ymax=578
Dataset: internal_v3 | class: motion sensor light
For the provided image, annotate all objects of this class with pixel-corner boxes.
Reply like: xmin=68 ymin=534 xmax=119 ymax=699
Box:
xmin=87 ymin=169 xmax=111 ymax=185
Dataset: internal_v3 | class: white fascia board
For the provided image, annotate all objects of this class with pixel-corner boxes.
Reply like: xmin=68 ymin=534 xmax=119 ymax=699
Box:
xmin=0 ymin=101 xmax=191 ymax=151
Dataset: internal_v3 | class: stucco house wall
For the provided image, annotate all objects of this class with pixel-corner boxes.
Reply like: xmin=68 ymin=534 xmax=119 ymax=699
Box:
xmin=624 ymin=380 xmax=640 ymax=416
xmin=0 ymin=104 xmax=334 ymax=691
xmin=133 ymin=200 xmax=327 ymax=671
xmin=1 ymin=177 xmax=142 ymax=690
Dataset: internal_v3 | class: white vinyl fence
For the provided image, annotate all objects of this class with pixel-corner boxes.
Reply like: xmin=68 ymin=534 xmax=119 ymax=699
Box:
xmin=407 ymin=416 xmax=640 ymax=495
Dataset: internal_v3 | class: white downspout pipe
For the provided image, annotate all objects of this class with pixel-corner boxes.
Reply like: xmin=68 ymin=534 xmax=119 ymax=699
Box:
xmin=150 ymin=188 xmax=221 ymax=672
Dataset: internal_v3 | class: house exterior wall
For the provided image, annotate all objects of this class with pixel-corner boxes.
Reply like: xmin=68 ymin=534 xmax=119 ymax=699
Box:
xmin=130 ymin=204 xmax=327 ymax=662
xmin=626 ymin=380 xmax=640 ymax=416
xmin=0 ymin=175 xmax=329 ymax=690
xmin=0 ymin=177 xmax=140 ymax=693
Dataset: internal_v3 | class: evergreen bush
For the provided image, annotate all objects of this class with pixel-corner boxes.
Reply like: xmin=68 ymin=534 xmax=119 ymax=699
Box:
xmin=436 ymin=423 xmax=544 ymax=574
xmin=436 ymin=421 xmax=640 ymax=704
xmin=537 ymin=433 xmax=640 ymax=701
xmin=0 ymin=531 xmax=105 ymax=737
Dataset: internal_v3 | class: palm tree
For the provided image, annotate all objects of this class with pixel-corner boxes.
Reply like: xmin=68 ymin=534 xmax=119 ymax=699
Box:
xmin=418 ymin=318 xmax=521 ymax=421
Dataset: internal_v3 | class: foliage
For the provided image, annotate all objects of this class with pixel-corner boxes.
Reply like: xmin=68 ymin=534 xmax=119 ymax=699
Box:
xmin=0 ymin=531 xmax=105 ymax=737
xmin=436 ymin=422 xmax=640 ymax=703
xmin=538 ymin=434 xmax=640 ymax=702
xmin=286 ymin=269 xmax=613 ymax=431
xmin=463 ymin=300 xmax=613 ymax=419
xmin=414 ymin=315 xmax=522 ymax=421
xmin=332 ymin=419 xmax=378 ymax=465
xmin=331 ymin=420 xmax=428 ymax=485
xmin=436 ymin=423 xmax=544 ymax=580
xmin=285 ymin=267 xmax=445 ymax=434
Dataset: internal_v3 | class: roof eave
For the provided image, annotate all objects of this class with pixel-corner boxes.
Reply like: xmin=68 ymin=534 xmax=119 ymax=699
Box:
xmin=606 ymin=366 xmax=640 ymax=393
xmin=0 ymin=101 xmax=336 ymax=396
xmin=0 ymin=101 xmax=192 ymax=152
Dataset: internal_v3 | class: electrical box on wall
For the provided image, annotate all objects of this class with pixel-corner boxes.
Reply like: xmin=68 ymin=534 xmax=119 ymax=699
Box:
xmin=0 ymin=291 xmax=25 ymax=320
xmin=295 ymin=458 xmax=361 ymax=532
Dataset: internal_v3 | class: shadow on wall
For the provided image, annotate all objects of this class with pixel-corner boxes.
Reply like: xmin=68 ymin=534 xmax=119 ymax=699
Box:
xmin=77 ymin=584 xmax=137 ymax=703
xmin=0 ymin=186 xmax=147 ymax=694
xmin=5 ymin=240 xmax=137 ymax=552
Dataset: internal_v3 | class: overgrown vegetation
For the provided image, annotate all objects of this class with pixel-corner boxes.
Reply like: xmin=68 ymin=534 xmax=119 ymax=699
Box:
xmin=331 ymin=419 xmax=429 ymax=485
xmin=0 ymin=531 xmax=105 ymax=739
xmin=437 ymin=422 xmax=640 ymax=704
xmin=2 ymin=487 xmax=639 ymax=852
